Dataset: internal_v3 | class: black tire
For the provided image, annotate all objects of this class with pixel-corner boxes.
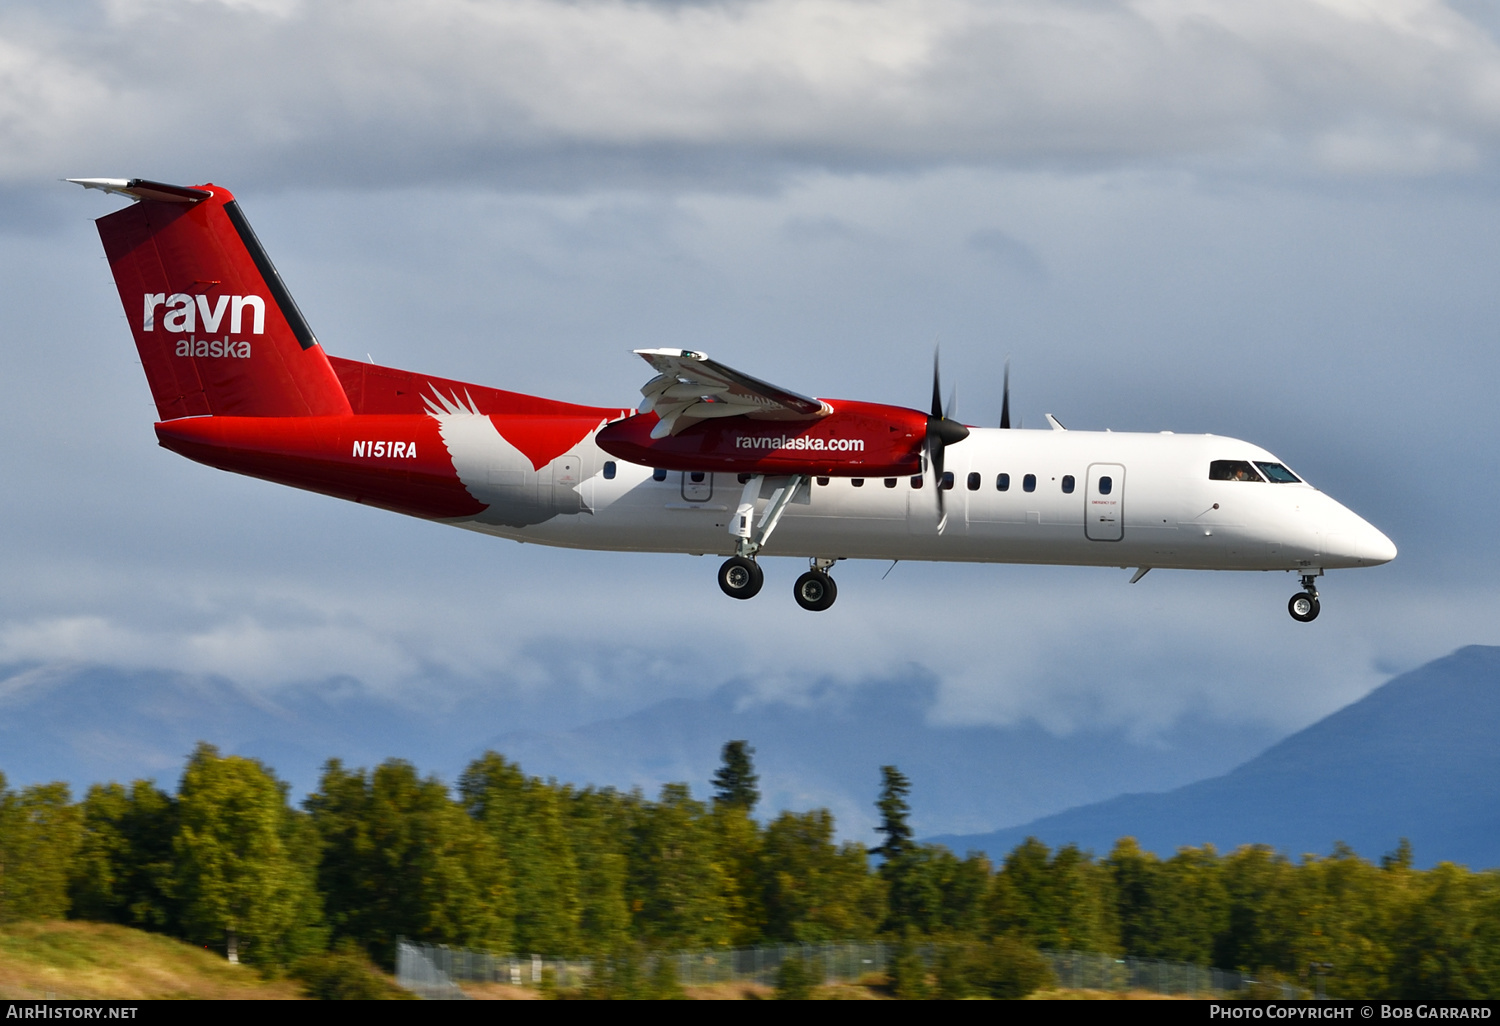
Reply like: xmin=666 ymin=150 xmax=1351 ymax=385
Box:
xmin=1288 ymin=592 xmax=1320 ymax=622
xmin=718 ymin=556 xmax=763 ymax=599
xmin=793 ymin=570 xmax=837 ymax=611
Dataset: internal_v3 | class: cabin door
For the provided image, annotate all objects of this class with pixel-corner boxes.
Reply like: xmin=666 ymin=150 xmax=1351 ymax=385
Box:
xmin=1085 ymin=464 xmax=1124 ymax=541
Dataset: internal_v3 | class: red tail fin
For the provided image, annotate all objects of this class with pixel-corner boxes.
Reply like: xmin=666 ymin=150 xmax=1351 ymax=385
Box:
xmin=85 ymin=179 xmax=352 ymax=420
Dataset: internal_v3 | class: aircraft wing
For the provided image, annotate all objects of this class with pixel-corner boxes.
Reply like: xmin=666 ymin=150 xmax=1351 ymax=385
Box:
xmin=634 ymin=348 xmax=832 ymax=438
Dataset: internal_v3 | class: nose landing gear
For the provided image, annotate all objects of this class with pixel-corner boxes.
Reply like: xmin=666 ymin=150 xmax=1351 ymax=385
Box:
xmin=1288 ymin=573 xmax=1321 ymax=622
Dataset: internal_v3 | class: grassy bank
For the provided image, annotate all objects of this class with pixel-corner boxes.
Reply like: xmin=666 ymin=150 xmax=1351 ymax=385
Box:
xmin=0 ymin=921 xmax=304 ymax=1000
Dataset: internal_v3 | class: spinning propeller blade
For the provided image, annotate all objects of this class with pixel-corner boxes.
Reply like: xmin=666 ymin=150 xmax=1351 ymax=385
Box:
xmin=924 ymin=348 xmax=969 ymax=532
xmin=1000 ymin=357 xmax=1011 ymax=429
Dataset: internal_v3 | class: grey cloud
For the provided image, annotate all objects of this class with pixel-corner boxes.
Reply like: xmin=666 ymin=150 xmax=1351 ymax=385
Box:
xmin=967 ymin=227 xmax=1045 ymax=277
xmin=0 ymin=185 xmax=79 ymax=234
xmin=13 ymin=148 xmax=1499 ymax=760
xmin=780 ymin=214 xmax=880 ymax=245
xmin=5 ymin=1 xmax=1500 ymax=191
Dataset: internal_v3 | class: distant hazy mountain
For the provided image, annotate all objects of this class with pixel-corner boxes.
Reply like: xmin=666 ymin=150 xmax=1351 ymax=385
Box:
xmin=9 ymin=648 xmax=1497 ymax=862
xmin=472 ymin=675 xmax=1281 ymax=839
xmin=928 ymin=645 xmax=1500 ymax=869
xmin=0 ymin=662 xmax=440 ymax=797
xmin=0 ymin=661 xmax=1278 ymax=838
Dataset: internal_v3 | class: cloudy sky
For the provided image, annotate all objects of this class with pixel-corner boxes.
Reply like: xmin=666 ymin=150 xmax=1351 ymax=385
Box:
xmin=3 ymin=0 xmax=1500 ymax=804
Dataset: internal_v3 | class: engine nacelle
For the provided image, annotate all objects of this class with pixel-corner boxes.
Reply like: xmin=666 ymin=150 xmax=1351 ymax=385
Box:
xmin=595 ymin=400 xmax=929 ymax=477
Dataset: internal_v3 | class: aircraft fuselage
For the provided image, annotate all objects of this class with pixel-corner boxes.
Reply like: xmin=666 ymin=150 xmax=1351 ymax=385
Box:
xmin=81 ymin=176 xmax=1395 ymax=618
xmin=456 ymin=425 xmax=1393 ymax=573
xmin=156 ymin=406 xmax=1395 ymax=573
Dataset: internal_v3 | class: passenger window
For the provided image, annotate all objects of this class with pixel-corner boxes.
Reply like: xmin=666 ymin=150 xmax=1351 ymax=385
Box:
xmin=690 ymin=471 xmax=706 ymax=483
xmin=997 ymin=473 xmax=1010 ymax=492
xmin=885 ymin=478 xmax=898 ymax=488
xmin=1209 ymin=460 xmax=1264 ymax=482
xmin=1098 ymin=476 xmax=1112 ymax=495
xmin=852 ymin=478 xmax=865 ymax=487
xmin=1023 ymin=473 xmax=1036 ymax=493
xmin=1254 ymin=461 xmax=1301 ymax=483
xmin=1061 ymin=475 xmax=1075 ymax=494
xmin=817 ymin=477 xmax=830 ymax=486
xmin=911 ymin=476 xmax=924 ymax=489
xmin=653 ymin=468 xmax=668 ymax=482
xmin=967 ymin=472 xmax=980 ymax=491
xmin=940 ymin=471 xmax=954 ymax=490
xmin=603 ymin=461 xmax=617 ymax=480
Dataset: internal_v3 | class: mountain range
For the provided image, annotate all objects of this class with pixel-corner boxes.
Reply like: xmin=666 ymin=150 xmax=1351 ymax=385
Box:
xmin=0 ymin=661 xmax=1274 ymax=839
xmin=929 ymin=645 xmax=1500 ymax=868
xmin=3 ymin=646 xmax=1497 ymax=867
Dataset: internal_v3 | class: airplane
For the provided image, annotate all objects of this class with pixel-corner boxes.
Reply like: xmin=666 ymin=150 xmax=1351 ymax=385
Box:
xmin=69 ymin=177 xmax=1396 ymax=620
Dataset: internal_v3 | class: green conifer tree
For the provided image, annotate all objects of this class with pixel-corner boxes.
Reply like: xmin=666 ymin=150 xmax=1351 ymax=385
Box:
xmin=1381 ymin=838 xmax=1414 ymax=871
xmin=872 ymin=766 xmax=913 ymax=860
xmin=711 ymin=798 xmax=766 ymax=945
xmin=873 ymin=766 xmax=937 ymax=935
xmin=710 ymin=741 xmax=760 ymax=812
xmin=708 ymin=742 xmax=766 ymax=943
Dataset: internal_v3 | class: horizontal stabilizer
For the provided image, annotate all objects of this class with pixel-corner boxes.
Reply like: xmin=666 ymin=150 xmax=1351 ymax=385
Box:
xmin=67 ymin=178 xmax=212 ymax=204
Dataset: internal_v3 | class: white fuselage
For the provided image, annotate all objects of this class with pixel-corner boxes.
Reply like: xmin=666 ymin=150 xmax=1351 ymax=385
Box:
xmin=451 ymin=425 xmax=1397 ymax=575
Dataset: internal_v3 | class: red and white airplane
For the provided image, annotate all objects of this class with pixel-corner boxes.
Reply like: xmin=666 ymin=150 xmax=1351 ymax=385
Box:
xmin=72 ymin=178 xmax=1395 ymax=620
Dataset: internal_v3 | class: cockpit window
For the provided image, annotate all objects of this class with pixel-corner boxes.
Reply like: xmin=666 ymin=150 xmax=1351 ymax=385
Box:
xmin=1254 ymin=461 xmax=1302 ymax=484
xmin=1209 ymin=460 xmax=1265 ymax=482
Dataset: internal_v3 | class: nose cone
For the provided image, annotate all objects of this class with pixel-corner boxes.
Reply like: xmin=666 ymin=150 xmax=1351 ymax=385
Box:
xmin=1365 ymin=526 xmax=1398 ymax=565
xmin=1323 ymin=513 xmax=1397 ymax=568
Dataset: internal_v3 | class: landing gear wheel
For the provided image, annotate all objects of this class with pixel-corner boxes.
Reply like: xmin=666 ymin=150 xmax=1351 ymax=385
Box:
xmin=1288 ymin=592 xmax=1320 ymax=622
xmin=793 ymin=570 xmax=837 ymax=611
xmin=718 ymin=556 xmax=763 ymax=600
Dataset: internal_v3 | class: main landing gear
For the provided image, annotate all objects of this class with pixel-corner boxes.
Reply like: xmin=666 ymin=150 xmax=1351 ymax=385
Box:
xmin=717 ymin=556 xmax=840 ymax=611
xmin=715 ymin=472 xmax=839 ymax=610
xmin=793 ymin=559 xmax=839 ymax=612
xmin=1288 ymin=573 xmax=1321 ymax=623
xmin=718 ymin=556 xmax=764 ymax=600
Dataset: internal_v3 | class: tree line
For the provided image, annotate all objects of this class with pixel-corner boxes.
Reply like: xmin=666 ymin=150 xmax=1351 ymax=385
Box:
xmin=2 ymin=742 xmax=1498 ymax=998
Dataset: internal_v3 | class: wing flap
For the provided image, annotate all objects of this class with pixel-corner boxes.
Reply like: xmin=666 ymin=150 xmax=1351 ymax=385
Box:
xmin=634 ymin=348 xmax=831 ymax=436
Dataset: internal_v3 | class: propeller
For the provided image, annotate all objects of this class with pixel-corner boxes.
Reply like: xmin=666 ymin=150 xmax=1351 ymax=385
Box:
xmin=925 ymin=348 xmax=970 ymax=531
xmin=999 ymin=357 xmax=1011 ymax=429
